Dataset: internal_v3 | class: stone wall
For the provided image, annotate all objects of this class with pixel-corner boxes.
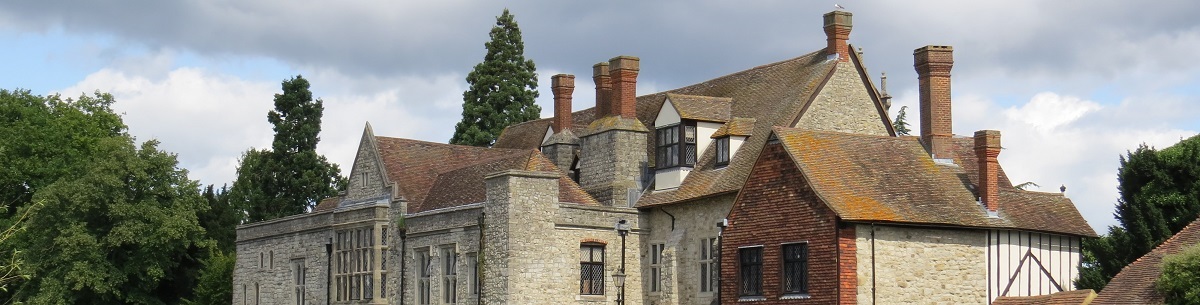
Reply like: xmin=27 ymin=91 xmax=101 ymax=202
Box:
xmin=402 ymin=203 xmax=483 ymax=305
xmin=639 ymin=193 xmax=734 ymax=305
xmin=794 ymin=61 xmax=889 ymax=136
xmin=345 ymin=129 xmax=389 ymax=203
xmin=579 ymin=124 xmax=648 ymax=207
xmin=235 ymin=211 xmax=334 ymax=305
xmin=855 ymin=224 xmax=988 ymax=305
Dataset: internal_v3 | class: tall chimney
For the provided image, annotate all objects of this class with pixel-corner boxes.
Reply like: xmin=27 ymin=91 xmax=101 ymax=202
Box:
xmin=608 ymin=56 xmax=640 ymax=119
xmin=974 ymin=130 xmax=1001 ymax=212
xmin=592 ymin=62 xmax=611 ymax=118
xmin=551 ymin=74 xmax=575 ymax=133
xmin=914 ymin=45 xmax=954 ymax=158
xmin=823 ymin=11 xmax=853 ymax=62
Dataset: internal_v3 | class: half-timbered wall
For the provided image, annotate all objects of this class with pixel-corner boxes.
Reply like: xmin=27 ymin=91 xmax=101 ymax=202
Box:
xmin=987 ymin=230 xmax=1082 ymax=302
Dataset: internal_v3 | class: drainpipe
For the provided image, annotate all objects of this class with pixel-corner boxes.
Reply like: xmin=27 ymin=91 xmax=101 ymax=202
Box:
xmin=326 ymin=240 xmax=332 ymax=305
xmin=659 ymin=207 xmax=676 ymax=231
xmin=478 ymin=212 xmax=486 ymax=305
xmin=716 ymin=218 xmax=727 ymax=305
xmin=399 ymin=226 xmax=407 ymax=305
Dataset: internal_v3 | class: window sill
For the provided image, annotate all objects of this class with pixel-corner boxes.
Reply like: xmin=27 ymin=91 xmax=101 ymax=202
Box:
xmin=781 ymin=293 xmax=811 ymax=300
xmin=738 ymin=296 xmax=766 ymax=302
xmin=575 ymin=295 xmax=606 ymax=302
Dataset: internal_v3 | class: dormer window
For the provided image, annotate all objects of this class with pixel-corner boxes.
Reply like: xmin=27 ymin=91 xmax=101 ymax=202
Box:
xmin=715 ymin=137 xmax=730 ymax=167
xmin=656 ymin=121 xmax=697 ymax=168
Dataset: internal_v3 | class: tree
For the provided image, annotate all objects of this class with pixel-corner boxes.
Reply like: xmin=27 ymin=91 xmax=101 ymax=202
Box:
xmin=892 ymin=106 xmax=912 ymax=136
xmin=229 ymin=76 xmax=344 ymax=222
xmin=1078 ymin=135 xmax=1200 ymax=291
xmin=450 ymin=8 xmax=540 ymax=147
xmin=184 ymin=249 xmax=234 ymax=305
xmin=199 ymin=185 xmax=240 ymax=253
xmin=1158 ymin=244 xmax=1200 ymax=305
xmin=19 ymin=137 xmax=211 ymax=304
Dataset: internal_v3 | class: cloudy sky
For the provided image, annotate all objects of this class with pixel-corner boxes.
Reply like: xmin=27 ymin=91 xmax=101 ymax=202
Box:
xmin=2 ymin=1 xmax=1197 ymax=233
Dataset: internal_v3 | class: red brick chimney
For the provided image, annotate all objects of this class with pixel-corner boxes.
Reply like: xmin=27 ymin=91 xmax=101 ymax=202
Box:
xmin=974 ymin=130 xmax=1001 ymax=212
xmin=551 ymin=74 xmax=575 ymax=133
xmin=608 ymin=56 xmax=639 ymax=119
xmin=914 ymin=45 xmax=954 ymax=158
xmin=592 ymin=62 xmax=611 ymax=118
xmin=823 ymin=11 xmax=853 ymax=62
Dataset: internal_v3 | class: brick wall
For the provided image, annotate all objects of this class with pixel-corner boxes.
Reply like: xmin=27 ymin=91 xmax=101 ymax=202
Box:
xmin=720 ymin=142 xmax=844 ymax=304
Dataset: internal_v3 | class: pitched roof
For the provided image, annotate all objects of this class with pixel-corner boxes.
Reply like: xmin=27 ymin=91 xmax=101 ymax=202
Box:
xmin=992 ymin=289 xmax=1097 ymax=305
xmin=374 ymin=137 xmax=595 ymax=214
xmin=711 ymin=118 xmax=757 ymax=138
xmin=314 ymin=196 xmax=341 ymax=212
xmin=664 ymin=93 xmax=732 ymax=122
xmin=773 ymin=127 xmax=1095 ymax=236
xmin=1092 ymin=217 xmax=1200 ymax=305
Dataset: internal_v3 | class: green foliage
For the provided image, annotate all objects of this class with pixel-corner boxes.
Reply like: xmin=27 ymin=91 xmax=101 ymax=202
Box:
xmin=1078 ymin=135 xmax=1200 ymax=291
xmin=1159 ymin=244 xmax=1200 ymax=305
xmin=20 ymin=137 xmax=211 ymax=304
xmin=199 ymin=185 xmax=240 ymax=253
xmin=892 ymin=105 xmax=912 ymax=136
xmin=1015 ymin=181 xmax=1041 ymax=190
xmin=184 ymin=249 xmax=235 ymax=305
xmin=230 ymin=76 xmax=344 ymax=222
xmin=450 ymin=9 xmax=540 ymax=147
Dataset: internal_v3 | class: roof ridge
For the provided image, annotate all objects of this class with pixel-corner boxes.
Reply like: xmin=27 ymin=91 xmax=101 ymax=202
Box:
xmin=774 ymin=126 xmax=908 ymax=140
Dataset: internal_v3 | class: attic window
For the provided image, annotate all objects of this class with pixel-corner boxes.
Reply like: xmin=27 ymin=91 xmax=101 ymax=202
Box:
xmin=715 ymin=137 xmax=730 ymax=167
xmin=656 ymin=121 xmax=697 ymax=169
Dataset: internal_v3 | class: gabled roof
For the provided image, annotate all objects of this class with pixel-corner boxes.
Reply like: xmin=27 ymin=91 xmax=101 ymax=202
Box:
xmin=772 ymin=127 xmax=1094 ymax=236
xmin=711 ymin=118 xmax=757 ymax=138
xmin=664 ymin=93 xmax=732 ymax=122
xmin=992 ymin=289 xmax=1097 ymax=305
xmin=1092 ymin=217 xmax=1200 ymax=305
xmin=374 ymin=137 xmax=596 ymax=214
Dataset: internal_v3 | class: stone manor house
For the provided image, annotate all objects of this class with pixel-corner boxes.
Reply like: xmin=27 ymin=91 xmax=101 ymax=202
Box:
xmin=234 ymin=10 xmax=1095 ymax=305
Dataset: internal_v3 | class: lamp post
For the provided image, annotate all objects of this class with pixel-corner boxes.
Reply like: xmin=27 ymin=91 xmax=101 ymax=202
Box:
xmin=614 ymin=219 xmax=631 ymax=305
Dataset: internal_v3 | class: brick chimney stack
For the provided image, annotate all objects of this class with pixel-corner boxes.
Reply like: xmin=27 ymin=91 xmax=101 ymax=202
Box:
xmin=608 ymin=56 xmax=640 ymax=119
xmin=974 ymin=130 xmax=1001 ymax=212
xmin=823 ymin=11 xmax=853 ymax=62
xmin=592 ymin=62 xmax=611 ymax=118
xmin=914 ymin=45 xmax=954 ymax=158
xmin=551 ymin=74 xmax=575 ymax=133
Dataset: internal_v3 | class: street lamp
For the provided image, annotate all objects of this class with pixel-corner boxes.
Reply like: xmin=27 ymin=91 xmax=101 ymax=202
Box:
xmin=614 ymin=219 xmax=631 ymax=305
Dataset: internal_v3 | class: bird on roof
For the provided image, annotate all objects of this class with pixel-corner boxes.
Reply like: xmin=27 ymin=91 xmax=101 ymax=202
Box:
xmin=835 ymin=4 xmax=845 ymax=10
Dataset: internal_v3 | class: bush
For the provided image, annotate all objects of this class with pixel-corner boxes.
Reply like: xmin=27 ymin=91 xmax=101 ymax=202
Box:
xmin=1158 ymin=244 xmax=1200 ymax=305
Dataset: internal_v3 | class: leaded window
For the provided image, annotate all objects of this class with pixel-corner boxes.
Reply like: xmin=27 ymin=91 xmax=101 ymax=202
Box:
xmin=715 ymin=137 xmax=730 ymax=166
xmin=699 ymin=238 xmax=718 ymax=293
xmin=293 ymin=260 xmax=306 ymax=305
xmin=580 ymin=244 xmax=605 ymax=295
xmin=782 ymin=243 xmax=809 ymax=295
xmin=336 ymin=227 xmax=376 ymax=301
xmin=467 ymin=253 xmax=479 ymax=296
xmin=417 ymin=248 xmax=432 ymax=305
xmin=739 ymin=247 xmax=763 ymax=297
xmin=648 ymin=243 xmax=664 ymax=292
xmin=656 ymin=122 xmax=697 ymax=168
xmin=442 ymin=246 xmax=458 ymax=304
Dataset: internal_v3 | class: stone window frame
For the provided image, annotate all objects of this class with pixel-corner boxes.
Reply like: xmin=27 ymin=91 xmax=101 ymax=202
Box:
xmin=579 ymin=242 xmax=606 ymax=295
xmin=335 ymin=227 xmax=376 ymax=301
xmin=466 ymin=252 xmax=479 ymax=297
xmin=715 ymin=137 xmax=731 ymax=167
xmin=655 ymin=121 xmax=698 ymax=169
xmin=647 ymin=243 xmax=665 ymax=293
xmin=441 ymin=245 xmax=459 ymax=305
xmin=416 ymin=247 xmax=433 ymax=305
xmin=699 ymin=237 xmax=718 ymax=293
xmin=292 ymin=259 xmax=306 ymax=305
xmin=737 ymin=245 xmax=764 ymax=299
xmin=780 ymin=242 xmax=810 ymax=297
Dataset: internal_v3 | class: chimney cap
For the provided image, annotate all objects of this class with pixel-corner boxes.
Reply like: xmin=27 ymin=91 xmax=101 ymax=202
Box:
xmin=608 ymin=56 xmax=640 ymax=71
xmin=552 ymin=74 xmax=575 ymax=88
xmin=973 ymin=130 xmax=1001 ymax=149
xmin=592 ymin=62 xmax=610 ymax=77
xmin=914 ymin=45 xmax=954 ymax=55
xmin=823 ymin=10 xmax=853 ymax=28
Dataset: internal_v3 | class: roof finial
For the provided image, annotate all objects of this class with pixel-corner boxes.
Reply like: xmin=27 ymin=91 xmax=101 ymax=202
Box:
xmin=1060 ymin=184 xmax=1067 ymax=193
xmin=880 ymin=72 xmax=892 ymax=110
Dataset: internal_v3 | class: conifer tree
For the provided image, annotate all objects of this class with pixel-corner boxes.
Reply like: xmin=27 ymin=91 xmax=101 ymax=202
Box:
xmin=450 ymin=9 xmax=540 ymax=147
xmin=892 ymin=105 xmax=912 ymax=136
xmin=230 ymin=76 xmax=345 ymax=222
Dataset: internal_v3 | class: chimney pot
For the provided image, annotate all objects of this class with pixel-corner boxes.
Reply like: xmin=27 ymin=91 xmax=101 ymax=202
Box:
xmin=915 ymin=45 xmax=955 ymax=158
xmin=823 ymin=11 xmax=853 ymax=62
xmin=608 ymin=56 xmax=640 ymax=119
xmin=974 ymin=130 xmax=1001 ymax=212
xmin=551 ymin=74 xmax=575 ymax=133
xmin=592 ymin=62 xmax=611 ymax=118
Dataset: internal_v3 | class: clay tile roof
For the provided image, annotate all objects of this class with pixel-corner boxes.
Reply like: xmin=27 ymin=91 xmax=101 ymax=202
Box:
xmin=635 ymin=50 xmax=839 ymax=207
xmin=374 ymin=137 xmax=594 ymax=214
xmin=314 ymin=196 xmax=342 ymax=212
xmin=772 ymin=127 xmax=1094 ymax=236
xmin=711 ymin=117 xmax=757 ymax=138
xmin=664 ymin=93 xmax=732 ymax=122
xmin=992 ymin=289 xmax=1097 ymax=305
xmin=1092 ymin=217 xmax=1200 ymax=305
xmin=493 ymin=109 xmax=597 ymax=149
